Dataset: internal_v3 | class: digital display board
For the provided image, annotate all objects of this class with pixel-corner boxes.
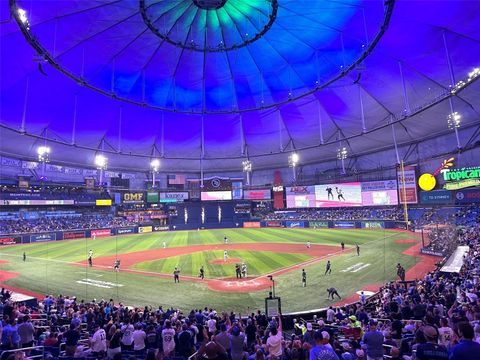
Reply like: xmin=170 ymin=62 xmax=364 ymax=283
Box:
xmin=286 ymin=186 xmax=316 ymax=208
xmin=95 ymin=199 xmax=112 ymax=206
xmin=200 ymin=191 xmax=232 ymax=201
xmin=314 ymin=183 xmax=362 ymax=207
xmin=243 ymin=189 xmax=272 ymax=200
xmin=361 ymin=180 xmax=398 ymax=206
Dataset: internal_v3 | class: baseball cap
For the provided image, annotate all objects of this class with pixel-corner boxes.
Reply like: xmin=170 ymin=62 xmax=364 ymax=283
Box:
xmin=349 ymin=315 xmax=357 ymax=321
xmin=313 ymin=330 xmax=323 ymax=340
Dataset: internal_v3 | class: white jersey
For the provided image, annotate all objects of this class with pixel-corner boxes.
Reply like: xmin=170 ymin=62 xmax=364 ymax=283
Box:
xmin=162 ymin=328 xmax=176 ymax=354
xmin=91 ymin=329 xmax=106 ymax=352
xmin=224 ymin=251 xmax=228 ymax=259
xmin=88 ymin=250 xmax=93 ymax=258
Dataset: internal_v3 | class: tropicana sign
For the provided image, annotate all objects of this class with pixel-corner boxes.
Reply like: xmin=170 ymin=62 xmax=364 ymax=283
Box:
xmin=418 ymin=157 xmax=480 ymax=191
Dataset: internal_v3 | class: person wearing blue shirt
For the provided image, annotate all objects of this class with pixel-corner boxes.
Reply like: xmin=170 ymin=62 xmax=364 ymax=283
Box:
xmin=449 ymin=322 xmax=480 ymax=360
xmin=309 ymin=330 xmax=339 ymax=360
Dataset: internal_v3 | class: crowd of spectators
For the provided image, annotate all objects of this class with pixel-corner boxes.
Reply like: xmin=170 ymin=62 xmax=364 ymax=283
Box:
xmin=258 ymin=207 xmax=405 ymax=221
xmin=0 ymin=214 xmax=136 ymax=235
xmin=1 ymin=224 xmax=480 ymax=360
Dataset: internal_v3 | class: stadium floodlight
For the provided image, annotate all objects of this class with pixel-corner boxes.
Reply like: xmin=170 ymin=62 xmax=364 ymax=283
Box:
xmin=242 ymin=159 xmax=252 ymax=186
xmin=337 ymin=147 xmax=348 ymax=175
xmin=242 ymin=160 xmax=252 ymax=173
xmin=288 ymin=153 xmax=299 ymax=183
xmin=95 ymin=154 xmax=108 ymax=170
xmin=447 ymin=111 xmax=461 ymax=129
xmin=37 ymin=145 xmax=51 ymax=162
xmin=337 ymin=147 xmax=348 ymax=160
xmin=289 ymin=152 xmax=299 ymax=167
xmin=150 ymin=159 xmax=160 ymax=172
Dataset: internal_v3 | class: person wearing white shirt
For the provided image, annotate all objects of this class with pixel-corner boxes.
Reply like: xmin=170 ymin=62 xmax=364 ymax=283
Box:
xmin=162 ymin=321 xmax=176 ymax=356
xmin=326 ymin=307 xmax=335 ymax=323
xmin=207 ymin=316 xmax=217 ymax=335
xmin=132 ymin=325 xmax=146 ymax=352
xmin=91 ymin=325 xmax=107 ymax=354
xmin=121 ymin=321 xmax=135 ymax=350
xmin=438 ymin=318 xmax=455 ymax=349
xmin=266 ymin=315 xmax=283 ymax=358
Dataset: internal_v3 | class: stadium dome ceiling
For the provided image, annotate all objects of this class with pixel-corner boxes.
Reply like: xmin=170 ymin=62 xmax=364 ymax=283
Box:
xmin=0 ymin=0 xmax=479 ymax=172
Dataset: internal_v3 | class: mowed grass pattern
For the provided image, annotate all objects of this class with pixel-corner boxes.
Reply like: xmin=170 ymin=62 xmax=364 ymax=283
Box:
xmin=133 ymin=250 xmax=312 ymax=278
xmin=0 ymin=228 xmax=422 ymax=312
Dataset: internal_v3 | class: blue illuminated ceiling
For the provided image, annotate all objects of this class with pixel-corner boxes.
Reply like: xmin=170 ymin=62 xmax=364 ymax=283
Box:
xmin=0 ymin=0 xmax=479 ymax=171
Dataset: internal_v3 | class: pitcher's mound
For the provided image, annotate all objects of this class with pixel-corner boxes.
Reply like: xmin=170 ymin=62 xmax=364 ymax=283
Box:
xmin=209 ymin=258 xmax=242 ymax=265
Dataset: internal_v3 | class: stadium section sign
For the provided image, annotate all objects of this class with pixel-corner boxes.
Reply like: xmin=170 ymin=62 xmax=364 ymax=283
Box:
xmin=455 ymin=189 xmax=480 ymax=203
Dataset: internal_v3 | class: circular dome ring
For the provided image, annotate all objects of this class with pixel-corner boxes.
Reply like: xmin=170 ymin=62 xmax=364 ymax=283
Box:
xmin=140 ymin=0 xmax=279 ymax=52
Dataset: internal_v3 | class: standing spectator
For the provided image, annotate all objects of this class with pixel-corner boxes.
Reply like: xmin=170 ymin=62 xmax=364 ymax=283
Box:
xmin=229 ymin=324 xmax=246 ymax=360
xmin=107 ymin=325 xmax=122 ymax=359
xmin=362 ymin=320 xmax=384 ymax=360
xmin=17 ymin=316 xmax=34 ymax=349
xmin=449 ymin=322 xmax=480 ymax=360
xmin=64 ymin=323 xmax=81 ymax=356
xmin=91 ymin=324 xmax=107 ymax=356
xmin=309 ymin=330 xmax=339 ymax=360
xmin=266 ymin=315 xmax=283 ymax=360
xmin=415 ymin=326 xmax=448 ymax=360
xmin=162 ymin=320 xmax=176 ymax=356
xmin=438 ymin=318 xmax=455 ymax=349
xmin=207 ymin=315 xmax=217 ymax=336
xmin=121 ymin=319 xmax=135 ymax=350
xmin=178 ymin=324 xmax=193 ymax=359
xmin=133 ymin=324 xmax=146 ymax=354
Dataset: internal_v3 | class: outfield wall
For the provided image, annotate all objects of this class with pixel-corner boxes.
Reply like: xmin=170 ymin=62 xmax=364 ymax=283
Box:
xmin=0 ymin=220 xmax=406 ymax=245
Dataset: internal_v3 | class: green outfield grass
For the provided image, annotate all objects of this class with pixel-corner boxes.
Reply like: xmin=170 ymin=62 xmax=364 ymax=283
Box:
xmin=0 ymin=228 xmax=422 ymax=312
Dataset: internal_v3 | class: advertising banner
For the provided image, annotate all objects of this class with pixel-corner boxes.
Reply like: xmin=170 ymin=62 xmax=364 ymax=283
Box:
xmin=160 ymin=192 xmax=189 ymax=202
xmin=147 ymin=192 xmax=159 ymax=203
xmin=153 ymin=226 xmax=169 ymax=232
xmin=266 ymin=221 xmax=283 ymax=227
xmin=30 ymin=233 xmax=56 ymax=242
xmin=333 ymin=221 xmax=355 ymax=228
xmin=420 ymin=190 xmax=453 ymax=204
xmin=397 ymin=165 xmax=418 ymax=204
xmin=455 ymin=188 xmax=480 ymax=203
xmin=361 ymin=221 xmax=384 ymax=229
xmin=91 ymin=229 xmax=112 ymax=238
xmin=243 ymin=222 xmax=261 ymax=228
xmin=361 ymin=180 xmax=399 ymax=206
xmin=138 ymin=226 xmax=153 ymax=233
xmin=122 ymin=192 xmax=145 ymax=204
xmin=201 ymin=191 xmax=232 ymax=201
xmin=286 ymin=186 xmax=316 ymax=208
xmin=309 ymin=221 xmax=329 ymax=229
xmin=421 ymin=248 xmax=445 ymax=257
xmin=63 ymin=231 xmax=85 ymax=240
xmin=244 ymin=189 xmax=272 ymax=200
xmin=0 ymin=236 xmax=21 ymax=245
xmin=285 ymin=221 xmax=305 ymax=228
xmin=116 ymin=227 xmax=135 ymax=235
